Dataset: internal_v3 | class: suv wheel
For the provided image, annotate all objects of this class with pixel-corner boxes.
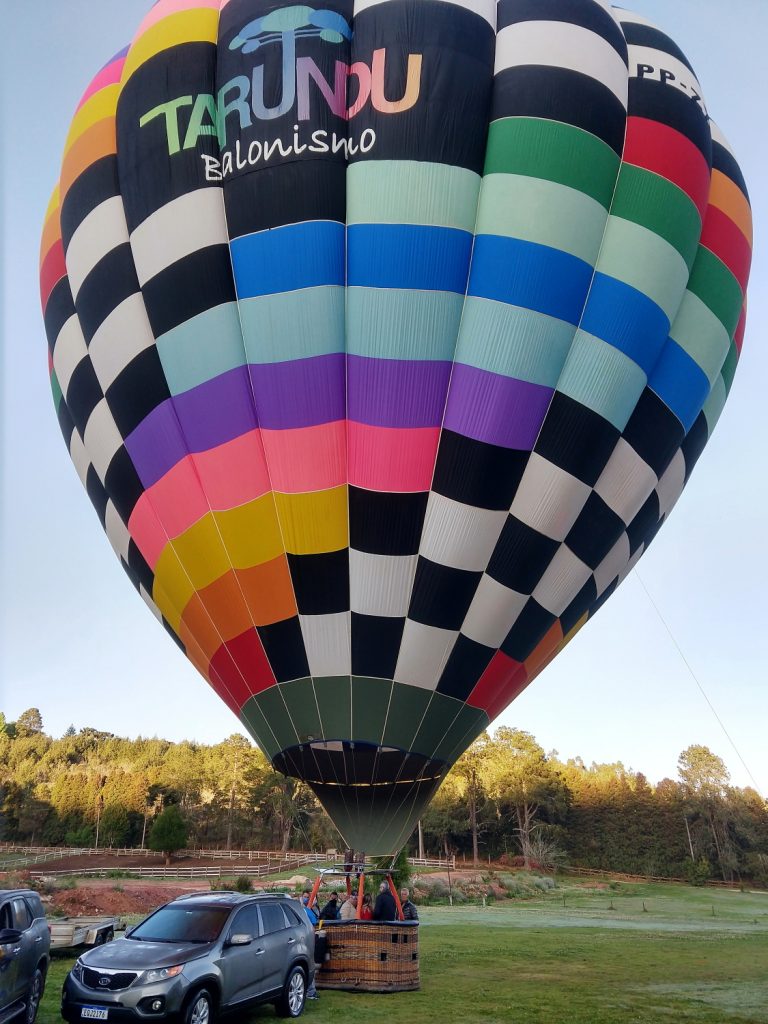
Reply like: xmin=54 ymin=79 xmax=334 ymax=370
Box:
xmin=25 ymin=969 xmax=43 ymax=1024
xmin=276 ymin=966 xmax=306 ymax=1018
xmin=183 ymin=988 xmax=214 ymax=1024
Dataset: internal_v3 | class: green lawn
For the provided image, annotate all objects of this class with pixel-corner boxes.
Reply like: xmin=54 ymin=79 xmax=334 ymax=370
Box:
xmin=39 ymin=882 xmax=768 ymax=1023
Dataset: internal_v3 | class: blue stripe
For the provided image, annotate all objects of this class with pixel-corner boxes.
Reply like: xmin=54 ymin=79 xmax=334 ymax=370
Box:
xmin=649 ymin=339 xmax=710 ymax=431
xmin=468 ymin=235 xmax=593 ymax=325
xmin=347 ymin=224 xmax=473 ymax=293
xmin=580 ymin=274 xmax=670 ymax=375
xmin=231 ymin=222 xmax=344 ymax=298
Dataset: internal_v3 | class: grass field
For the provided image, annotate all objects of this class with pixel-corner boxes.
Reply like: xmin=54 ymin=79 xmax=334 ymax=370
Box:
xmin=38 ymin=881 xmax=768 ymax=1023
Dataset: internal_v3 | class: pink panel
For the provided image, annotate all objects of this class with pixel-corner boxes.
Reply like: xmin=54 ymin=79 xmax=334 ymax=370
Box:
xmin=348 ymin=423 xmax=440 ymax=492
xmin=260 ymin=422 xmax=347 ymax=493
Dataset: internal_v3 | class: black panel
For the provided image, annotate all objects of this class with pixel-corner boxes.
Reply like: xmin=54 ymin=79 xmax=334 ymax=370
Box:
xmin=432 ymin=430 xmax=527 ymax=510
xmin=408 ymin=558 xmax=481 ymax=631
xmin=163 ymin=618 xmax=186 ymax=652
xmin=349 ymin=0 xmax=495 ymax=173
xmin=712 ymin=142 xmax=749 ymax=201
xmin=116 ymin=42 xmax=219 ymax=231
xmin=44 ymin=279 xmax=76 ymax=352
xmin=274 ymin=741 xmax=444 ymax=786
xmin=622 ymin=387 xmax=686 ymax=477
xmin=628 ymin=79 xmax=711 ymax=161
xmin=258 ymin=617 xmax=310 ymax=683
xmin=589 ymin=577 xmax=618 ymax=617
xmin=288 ymin=550 xmax=350 ymax=615
xmin=491 ymin=66 xmax=627 ymax=156
xmin=57 ymin=398 xmax=76 ymax=447
xmin=535 ymin=393 xmax=620 ymax=487
xmin=566 ymin=492 xmax=626 ymax=571
xmin=622 ymin=22 xmax=696 ymax=75
xmin=85 ymin=465 xmax=109 ymax=527
xmin=66 ymin=359 xmax=104 ymax=434
xmin=61 ymin=156 xmax=120 ymax=249
xmin=224 ymin=160 xmax=346 ymax=237
xmin=498 ymin=0 xmax=627 ymax=59
xmin=349 ymin=487 xmax=428 ymax=555
xmin=127 ymin=539 xmax=155 ymax=594
xmin=681 ymin=413 xmax=709 ymax=481
xmin=501 ymin=599 xmax=556 ymax=663
xmin=437 ymin=635 xmax=494 ymax=702
xmin=141 ymin=245 xmax=237 ymax=338
xmin=106 ymin=347 xmax=171 ymax=438
xmin=351 ymin=613 xmax=404 ymax=679
xmin=487 ymin=516 xmax=560 ymax=595
xmin=76 ymin=244 xmax=140 ymax=344
xmin=121 ymin=556 xmax=141 ymax=593
xmin=626 ymin=491 xmax=660 ymax=556
xmin=104 ymin=447 xmax=144 ymax=522
xmin=559 ymin=576 xmax=598 ymax=636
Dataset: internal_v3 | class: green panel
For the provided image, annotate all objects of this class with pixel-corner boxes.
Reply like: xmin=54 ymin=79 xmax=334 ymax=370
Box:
xmin=558 ymin=330 xmax=646 ymax=431
xmin=239 ymin=696 xmax=281 ymax=759
xmin=278 ymin=677 xmax=323 ymax=743
xmin=434 ymin=705 xmax=489 ymax=764
xmin=347 ymin=288 xmax=464 ymax=361
xmin=598 ymin=216 xmax=689 ymax=322
xmin=347 ymin=160 xmax=481 ymax=232
xmin=721 ymin=341 xmax=738 ymax=395
xmin=484 ymin=118 xmax=620 ymax=209
xmin=252 ymin=686 xmax=299 ymax=752
xmin=611 ymin=164 xmax=702 ymax=270
xmin=687 ymin=248 xmax=743 ymax=338
xmin=351 ymin=677 xmax=393 ymax=745
xmin=381 ymin=683 xmax=432 ymax=752
xmin=313 ymin=676 xmax=352 ymax=741
xmin=477 ymin=173 xmax=608 ymax=265
xmin=410 ymin=692 xmax=466 ymax=761
xmin=50 ymin=370 xmax=63 ymax=410
xmin=456 ymin=298 xmax=575 ymax=388
xmin=702 ymin=375 xmax=726 ymax=434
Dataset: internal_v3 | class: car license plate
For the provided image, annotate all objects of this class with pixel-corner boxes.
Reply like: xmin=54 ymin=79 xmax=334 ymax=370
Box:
xmin=81 ymin=1008 xmax=109 ymax=1020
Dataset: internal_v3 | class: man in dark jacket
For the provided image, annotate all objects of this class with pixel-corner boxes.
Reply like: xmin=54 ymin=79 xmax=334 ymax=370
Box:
xmin=319 ymin=891 xmax=340 ymax=920
xmin=372 ymin=882 xmax=397 ymax=921
xmin=400 ymin=888 xmax=419 ymax=920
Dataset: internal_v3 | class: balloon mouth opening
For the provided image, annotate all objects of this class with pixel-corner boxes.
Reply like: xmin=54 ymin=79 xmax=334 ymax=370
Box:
xmin=272 ymin=741 xmax=447 ymax=787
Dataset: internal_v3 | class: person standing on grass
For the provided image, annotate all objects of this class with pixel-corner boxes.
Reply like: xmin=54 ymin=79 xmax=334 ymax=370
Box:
xmin=400 ymin=888 xmax=419 ymax=921
xmin=373 ymin=881 xmax=397 ymax=921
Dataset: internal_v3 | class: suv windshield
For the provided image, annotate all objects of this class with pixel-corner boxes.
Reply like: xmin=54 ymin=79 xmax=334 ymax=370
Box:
xmin=130 ymin=905 xmax=230 ymax=944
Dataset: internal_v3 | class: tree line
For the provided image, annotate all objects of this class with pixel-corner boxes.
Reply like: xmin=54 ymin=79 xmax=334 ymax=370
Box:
xmin=1 ymin=710 xmax=766 ymax=885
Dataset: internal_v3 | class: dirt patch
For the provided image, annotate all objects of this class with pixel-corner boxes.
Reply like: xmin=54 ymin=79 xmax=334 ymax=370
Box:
xmin=49 ymin=883 xmax=196 ymax=918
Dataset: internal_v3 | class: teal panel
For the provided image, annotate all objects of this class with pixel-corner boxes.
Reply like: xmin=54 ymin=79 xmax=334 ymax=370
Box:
xmin=238 ymin=286 xmax=344 ymax=362
xmin=558 ymin=330 xmax=647 ymax=431
xmin=347 ymin=160 xmax=481 ymax=232
xmin=347 ymin=287 xmax=464 ymax=361
xmin=702 ymin=375 xmax=726 ymax=434
xmin=598 ymin=217 xmax=690 ymax=322
xmin=157 ymin=302 xmax=245 ymax=395
xmin=670 ymin=291 xmax=731 ymax=386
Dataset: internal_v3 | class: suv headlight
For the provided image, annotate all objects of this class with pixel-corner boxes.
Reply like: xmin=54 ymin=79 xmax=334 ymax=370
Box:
xmin=143 ymin=965 xmax=184 ymax=984
xmin=71 ymin=960 xmax=85 ymax=982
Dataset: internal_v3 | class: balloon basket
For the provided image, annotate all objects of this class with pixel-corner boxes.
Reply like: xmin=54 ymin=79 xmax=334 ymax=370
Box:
xmin=315 ymin=920 xmax=420 ymax=992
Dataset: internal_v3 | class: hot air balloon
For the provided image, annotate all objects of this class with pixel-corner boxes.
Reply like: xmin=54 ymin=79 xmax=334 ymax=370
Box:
xmin=41 ymin=0 xmax=751 ymax=856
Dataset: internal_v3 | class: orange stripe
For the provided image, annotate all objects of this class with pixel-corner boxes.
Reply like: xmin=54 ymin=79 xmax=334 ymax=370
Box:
xmin=709 ymin=169 xmax=752 ymax=248
xmin=60 ymin=119 xmax=116 ymax=199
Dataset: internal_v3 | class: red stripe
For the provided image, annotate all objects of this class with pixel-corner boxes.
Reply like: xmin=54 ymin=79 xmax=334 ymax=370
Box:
xmin=210 ymin=629 xmax=276 ymax=712
xmin=734 ymin=305 xmax=747 ymax=356
xmin=700 ymin=206 xmax=751 ymax=293
xmin=623 ymin=117 xmax=710 ymax=220
xmin=40 ymin=240 xmax=66 ymax=310
xmin=468 ymin=651 xmax=528 ymax=721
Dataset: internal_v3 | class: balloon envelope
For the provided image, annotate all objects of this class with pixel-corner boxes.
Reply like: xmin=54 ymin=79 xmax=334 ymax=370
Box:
xmin=41 ymin=0 xmax=751 ymax=854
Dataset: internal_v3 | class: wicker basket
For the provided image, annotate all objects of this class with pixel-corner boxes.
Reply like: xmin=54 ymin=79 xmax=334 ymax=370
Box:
xmin=315 ymin=921 xmax=420 ymax=992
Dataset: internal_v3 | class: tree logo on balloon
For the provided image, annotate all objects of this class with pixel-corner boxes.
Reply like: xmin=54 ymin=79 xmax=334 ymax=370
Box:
xmin=229 ymin=5 xmax=352 ymax=54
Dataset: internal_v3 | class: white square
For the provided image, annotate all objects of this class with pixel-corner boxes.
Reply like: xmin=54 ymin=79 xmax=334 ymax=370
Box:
xmin=462 ymin=574 xmax=527 ymax=649
xmin=510 ymin=453 xmax=592 ymax=541
xmin=131 ymin=189 xmax=229 ymax=286
xmin=53 ymin=315 xmax=88 ymax=395
xmin=394 ymin=620 xmax=458 ymax=690
xmin=83 ymin=399 xmax=123 ymax=482
xmin=105 ymin=501 xmax=131 ymax=561
xmin=68 ymin=428 xmax=90 ymax=488
xmin=89 ymin=294 xmax=156 ymax=392
xmin=656 ymin=449 xmax=686 ymax=519
xmin=300 ymin=612 xmax=351 ymax=677
xmin=594 ymin=438 xmax=658 ymax=525
xmin=66 ymin=196 xmax=129 ymax=299
xmin=420 ymin=493 xmax=507 ymax=571
xmin=594 ymin=533 xmax=631 ymax=597
xmin=350 ymin=550 xmax=416 ymax=617
xmin=533 ymin=545 xmax=592 ymax=616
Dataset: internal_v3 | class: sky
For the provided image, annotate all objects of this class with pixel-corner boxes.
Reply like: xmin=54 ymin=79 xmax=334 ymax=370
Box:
xmin=1 ymin=1 xmax=766 ymax=793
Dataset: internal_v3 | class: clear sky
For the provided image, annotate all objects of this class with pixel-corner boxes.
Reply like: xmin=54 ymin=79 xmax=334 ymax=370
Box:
xmin=1 ymin=1 xmax=765 ymax=792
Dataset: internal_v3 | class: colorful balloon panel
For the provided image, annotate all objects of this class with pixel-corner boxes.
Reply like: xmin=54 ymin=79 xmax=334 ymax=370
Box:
xmin=41 ymin=0 xmax=751 ymax=854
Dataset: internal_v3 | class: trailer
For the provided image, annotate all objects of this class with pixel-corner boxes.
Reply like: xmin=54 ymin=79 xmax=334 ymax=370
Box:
xmin=49 ymin=916 xmax=120 ymax=950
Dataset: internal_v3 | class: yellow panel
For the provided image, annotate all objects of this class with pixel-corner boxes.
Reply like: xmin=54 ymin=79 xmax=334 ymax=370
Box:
xmin=64 ymin=85 xmax=120 ymax=155
xmin=213 ymin=494 xmax=285 ymax=568
xmin=274 ymin=486 xmax=349 ymax=554
xmin=44 ymin=188 xmax=60 ymax=225
xmin=562 ymin=613 xmax=588 ymax=644
xmin=168 ymin=513 xmax=232 ymax=591
xmin=123 ymin=10 xmax=219 ymax=81
xmin=152 ymin=557 xmax=194 ymax=632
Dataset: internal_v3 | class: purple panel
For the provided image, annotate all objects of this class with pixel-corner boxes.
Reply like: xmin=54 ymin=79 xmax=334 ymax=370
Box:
xmin=126 ymin=366 xmax=258 ymax=486
xmin=347 ymin=356 xmax=453 ymax=428
xmin=443 ymin=363 xmax=553 ymax=450
xmin=249 ymin=353 xmax=345 ymax=429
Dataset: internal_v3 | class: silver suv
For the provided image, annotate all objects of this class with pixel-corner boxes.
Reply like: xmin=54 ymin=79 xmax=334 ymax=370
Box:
xmin=61 ymin=892 xmax=315 ymax=1023
xmin=0 ymin=888 xmax=50 ymax=1024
